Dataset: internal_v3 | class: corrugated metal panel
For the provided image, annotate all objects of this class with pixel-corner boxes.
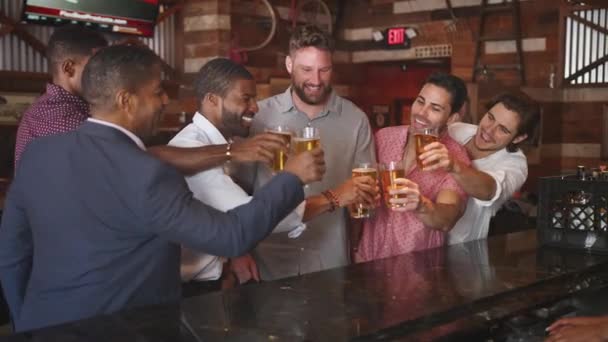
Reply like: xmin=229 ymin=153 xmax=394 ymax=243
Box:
xmin=0 ymin=1 xmax=176 ymax=74
xmin=145 ymin=6 xmax=176 ymax=69
xmin=0 ymin=0 xmax=51 ymax=73
xmin=564 ymin=8 xmax=608 ymax=85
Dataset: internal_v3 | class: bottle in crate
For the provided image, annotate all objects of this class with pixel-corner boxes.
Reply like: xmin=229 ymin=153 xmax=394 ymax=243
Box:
xmin=568 ymin=166 xmax=595 ymax=231
xmin=551 ymin=199 xmax=565 ymax=229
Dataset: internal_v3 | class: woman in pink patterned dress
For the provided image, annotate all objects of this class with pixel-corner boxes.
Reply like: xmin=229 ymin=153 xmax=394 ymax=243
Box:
xmin=355 ymin=73 xmax=472 ymax=262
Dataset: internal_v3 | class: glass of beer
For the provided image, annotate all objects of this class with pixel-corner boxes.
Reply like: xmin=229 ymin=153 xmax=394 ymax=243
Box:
xmin=265 ymin=125 xmax=293 ymax=172
xmin=293 ymin=126 xmax=321 ymax=154
xmin=349 ymin=162 xmax=377 ymax=219
xmin=414 ymin=127 xmax=438 ymax=170
xmin=380 ymin=161 xmax=407 ymax=209
xmin=293 ymin=126 xmax=321 ymax=188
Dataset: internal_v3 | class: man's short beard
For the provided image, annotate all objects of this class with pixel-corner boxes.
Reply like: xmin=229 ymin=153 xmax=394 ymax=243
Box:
xmin=292 ymin=82 xmax=332 ymax=105
xmin=221 ymin=106 xmax=249 ymax=138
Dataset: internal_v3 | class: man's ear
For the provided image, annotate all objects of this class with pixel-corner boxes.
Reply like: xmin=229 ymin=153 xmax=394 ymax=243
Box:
xmin=206 ymin=93 xmax=220 ymax=107
xmin=115 ymin=89 xmax=133 ymax=114
xmin=285 ymin=55 xmax=293 ymax=74
xmin=447 ymin=112 xmax=462 ymax=125
xmin=512 ymin=133 xmax=528 ymax=145
xmin=60 ymin=59 xmax=76 ymax=78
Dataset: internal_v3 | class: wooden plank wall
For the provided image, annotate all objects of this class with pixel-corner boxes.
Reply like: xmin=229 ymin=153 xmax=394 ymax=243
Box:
xmin=522 ymin=88 xmax=608 ymax=192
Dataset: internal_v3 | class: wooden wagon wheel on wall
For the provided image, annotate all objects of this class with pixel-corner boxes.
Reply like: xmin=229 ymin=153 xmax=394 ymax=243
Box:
xmin=231 ymin=0 xmax=278 ymax=53
xmin=293 ymin=0 xmax=333 ymax=34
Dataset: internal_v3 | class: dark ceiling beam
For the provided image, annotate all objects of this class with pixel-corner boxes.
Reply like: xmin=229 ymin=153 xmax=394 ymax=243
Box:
xmin=429 ymin=5 xmax=482 ymax=21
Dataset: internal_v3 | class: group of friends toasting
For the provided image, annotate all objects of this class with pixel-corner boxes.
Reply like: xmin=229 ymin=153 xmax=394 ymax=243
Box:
xmin=0 ymin=23 xmax=541 ymax=332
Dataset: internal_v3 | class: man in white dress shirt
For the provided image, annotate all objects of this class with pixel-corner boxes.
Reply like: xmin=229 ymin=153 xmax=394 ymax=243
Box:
xmin=169 ymin=58 xmax=374 ymax=292
xmin=419 ymin=91 xmax=541 ymax=244
xmin=169 ymin=59 xmax=313 ymax=292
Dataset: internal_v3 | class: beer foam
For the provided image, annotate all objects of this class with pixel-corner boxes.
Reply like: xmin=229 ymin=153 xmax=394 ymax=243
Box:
xmin=352 ymin=168 xmax=376 ymax=173
xmin=269 ymin=130 xmax=292 ymax=136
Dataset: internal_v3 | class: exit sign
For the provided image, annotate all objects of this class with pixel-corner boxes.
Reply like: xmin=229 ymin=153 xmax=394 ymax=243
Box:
xmin=384 ymin=27 xmax=411 ymax=49
xmin=387 ymin=27 xmax=405 ymax=45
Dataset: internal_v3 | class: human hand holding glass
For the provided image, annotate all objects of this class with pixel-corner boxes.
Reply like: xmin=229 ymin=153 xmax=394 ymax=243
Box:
xmin=265 ymin=124 xmax=293 ymax=172
xmin=380 ymin=161 xmax=407 ymax=209
xmin=292 ymin=127 xmax=321 ymax=188
xmin=385 ymin=178 xmax=421 ymax=212
xmin=348 ymin=162 xmax=378 ymax=218
xmin=417 ymin=139 xmax=454 ymax=173
xmin=413 ymin=127 xmax=438 ymax=170
xmin=230 ymin=133 xmax=288 ymax=166
xmin=283 ymin=145 xmax=325 ymax=185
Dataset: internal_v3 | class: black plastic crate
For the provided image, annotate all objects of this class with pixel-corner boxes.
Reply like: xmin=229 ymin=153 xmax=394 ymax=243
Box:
xmin=538 ymin=176 xmax=608 ymax=254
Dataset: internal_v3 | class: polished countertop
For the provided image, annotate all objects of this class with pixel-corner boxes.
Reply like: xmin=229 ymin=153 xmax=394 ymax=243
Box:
xmin=3 ymin=230 xmax=608 ymax=341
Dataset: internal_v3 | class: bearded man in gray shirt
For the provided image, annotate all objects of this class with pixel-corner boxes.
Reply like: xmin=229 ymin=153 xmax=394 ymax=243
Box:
xmin=240 ymin=25 xmax=376 ymax=280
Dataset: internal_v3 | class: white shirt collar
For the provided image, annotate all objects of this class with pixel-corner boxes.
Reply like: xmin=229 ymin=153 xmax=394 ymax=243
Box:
xmin=87 ymin=118 xmax=146 ymax=150
xmin=192 ymin=112 xmax=228 ymax=144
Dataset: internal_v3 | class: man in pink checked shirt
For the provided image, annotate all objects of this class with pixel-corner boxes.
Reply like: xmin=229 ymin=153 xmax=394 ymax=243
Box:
xmin=355 ymin=73 xmax=471 ymax=262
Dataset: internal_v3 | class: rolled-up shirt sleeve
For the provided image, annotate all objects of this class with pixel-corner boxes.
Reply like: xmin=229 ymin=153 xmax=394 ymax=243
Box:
xmin=474 ymin=157 xmax=528 ymax=210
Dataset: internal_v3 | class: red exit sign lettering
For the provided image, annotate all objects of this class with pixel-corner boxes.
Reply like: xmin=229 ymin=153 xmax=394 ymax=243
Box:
xmin=387 ymin=27 xmax=405 ymax=45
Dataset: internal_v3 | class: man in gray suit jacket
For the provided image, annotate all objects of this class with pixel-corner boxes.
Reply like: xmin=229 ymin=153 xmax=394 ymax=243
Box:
xmin=0 ymin=45 xmax=325 ymax=332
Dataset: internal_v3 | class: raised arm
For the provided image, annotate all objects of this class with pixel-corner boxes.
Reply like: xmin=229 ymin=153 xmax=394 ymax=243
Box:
xmin=419 ymin=141 xmax=496 ymax=200
xmin=148 ymin=133 xmax=289 ymax=176
xmin=143 ymin=149 xmax=324 ymax=256
xmin=448 ymin=158 xmax=497 ymax=201
xmin=420 ymin=141 xmax=527 ymax=202
xmin=414 ymin=188 xmax=464 ymax=231
xmin=388 ymin=179 xmax=465 ymax=232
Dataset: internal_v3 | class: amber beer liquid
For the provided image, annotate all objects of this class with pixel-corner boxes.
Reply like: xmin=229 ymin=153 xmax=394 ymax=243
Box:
xmin=381 ymin=168 xmax=406 ymax=208
xmin=293 ymin=137 xmax=320 ymax=154
xmin=350 ymin=167 xmax=377 ymax=218
xmin=415 ymin=133 xmax=438 ymax=169
xmin=268 ymin=131 xmax=292 ymax=171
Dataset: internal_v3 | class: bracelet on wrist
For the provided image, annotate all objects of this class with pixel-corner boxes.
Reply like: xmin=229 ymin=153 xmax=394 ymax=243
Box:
xmin=322 ymin=190 xmax=340 ymax=212
xmin=225 ymin=142 xmax=232 ymax=161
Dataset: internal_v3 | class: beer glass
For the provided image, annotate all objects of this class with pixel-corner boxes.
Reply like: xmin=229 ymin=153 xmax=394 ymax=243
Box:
xmin=293 ymin=126 xmax=321 ymax=154
xmin=293 ymin=126 xmax=321 ymax=188
xmin=414 ymin=127 xmax=438 ymax=170
xmin=349 ymin=162 xmax=377 ymax=219
xmin=380 ymin=161 xmax=407 ymax=209
xmin=265 ymin=125 xmax=293 ymax=172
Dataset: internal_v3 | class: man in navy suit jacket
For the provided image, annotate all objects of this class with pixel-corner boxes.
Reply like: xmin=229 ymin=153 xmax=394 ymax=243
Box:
xmin=0 ymin=45 xmax=325 ymax=332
